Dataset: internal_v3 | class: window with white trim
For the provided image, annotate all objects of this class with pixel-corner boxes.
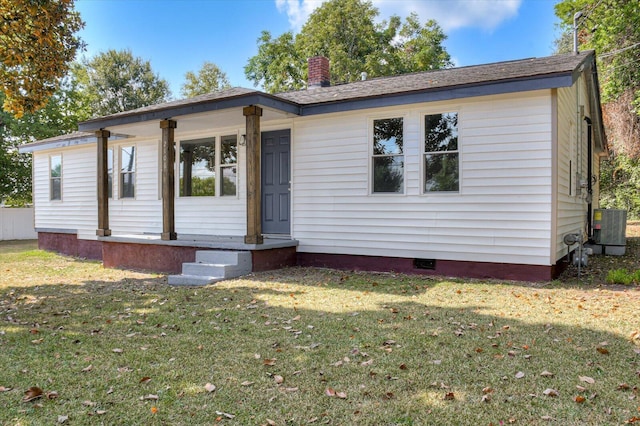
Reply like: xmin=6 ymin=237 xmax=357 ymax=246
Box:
xmin=50 ymin=154 xmax=62 ymax=201
xmin=424 ymin=112 xmax=459 ymax=192
xmin=372 ymin=117 xmax=404 ymax=193
xmin=179 ymin=134 xmax=238 ymax=197
xmin=120 ymin=145 xmax=136 ymax=198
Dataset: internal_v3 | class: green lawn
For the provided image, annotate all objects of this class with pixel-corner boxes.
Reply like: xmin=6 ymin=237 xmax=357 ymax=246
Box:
xmin=0 ymin=240 xmax=638 ymax=425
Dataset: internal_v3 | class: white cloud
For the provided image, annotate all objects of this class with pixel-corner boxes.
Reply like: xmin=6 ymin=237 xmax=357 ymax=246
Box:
xmin=275 ymin=0 xmax=522 ymax=32
xmin=275 ymin=0 xmax=327 ymax=31
xmin=373 ymin=0 xmax=521 ymax=32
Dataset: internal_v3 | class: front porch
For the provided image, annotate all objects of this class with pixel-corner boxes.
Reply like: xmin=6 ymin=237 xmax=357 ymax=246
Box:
xmin=37 ymin=230 xmax=298 ymax=275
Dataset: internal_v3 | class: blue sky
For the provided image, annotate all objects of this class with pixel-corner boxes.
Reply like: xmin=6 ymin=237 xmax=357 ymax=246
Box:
xmin=74 ymin=0 xmax=561 ymax=96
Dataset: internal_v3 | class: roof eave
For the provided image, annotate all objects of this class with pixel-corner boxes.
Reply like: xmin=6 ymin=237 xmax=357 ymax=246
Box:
xmin=78 ymin=93 xmax=301 ymax=132
xmin=298 ymin=72 xmax=576 ymax=116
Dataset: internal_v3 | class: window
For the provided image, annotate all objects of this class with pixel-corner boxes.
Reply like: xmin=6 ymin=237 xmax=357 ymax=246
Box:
xmin=107 ymin=148 xmax=113 ymax=199
xmin=179 ymin=134 xmax=238 ymax=197
xmin=120 ymin=146 xmax=136 ymax=198
xmin=372 ymin=117 xmax=404 ymax=193
xmin=180 ymin=137 xmax=216 ymax=196
xmin=220 ymin=135 xmax=237 ymax=196
xmin=50 ymin=155 xmax=62 ymax=200
xmin=424 ymin=112 xmax=459 ymax=192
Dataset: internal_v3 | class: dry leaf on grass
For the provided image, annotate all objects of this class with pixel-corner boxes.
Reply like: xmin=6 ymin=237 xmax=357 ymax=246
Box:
xmin=204 ymin=383 xmax=216 ymax=393
xmin=0 ymin=386 xmax=12 ymax=392
xmin=274 ymin=375 xmax=284 ymax=384
xmin=139 ymin=377 xmax=151 ymax=384
xmin=444 ymin=392 xmax=455 ymax=400
xmin=579 ymin=376 xmax=596 ymax=384
xmin=540 ymin=371 xmax=555 ymax=377
xmin=574 ymin=395 xmax=586 ymax=403
xmin=515 ymin=371 xmax=525 ymax=379
xmin=241 ymin=381 xmax=254 ymax=386
xmin=81 ymin=365 xmax=93 ymax=372
xmin=112 ymin=348 xmax=123 ymax=354
xmin=140 ymin=394 xmax=159 ymax=400
xmin=215 ymin=411 xmax=235 ymax=419
xmin=597 ymin=347 xmax=610 ymax=355
xmin=22 ymin=386 xmax=43 ymax=402
xmin=543 ymin=388 xmax=559 ymax=397
xmin=57 ymin=415 xmax=68 ymax=424
xmin=263 ymin=358 xmax=276 ymax=366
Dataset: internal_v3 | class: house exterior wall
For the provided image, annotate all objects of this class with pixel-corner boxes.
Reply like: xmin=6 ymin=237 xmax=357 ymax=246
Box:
xmin=33 ymin=144 xmax=98 ymax=235
xmin=291 ymin=90 xmax=555 ymax=267
xmin=555 ymin=76 xmax=592 ymax=262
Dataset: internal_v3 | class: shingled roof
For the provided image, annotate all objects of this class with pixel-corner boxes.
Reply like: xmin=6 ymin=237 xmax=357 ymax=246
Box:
xmin=70 ymin=50 xmax=596 ymax=132
xmin=279 ymin=51 xmax=593 ymax=106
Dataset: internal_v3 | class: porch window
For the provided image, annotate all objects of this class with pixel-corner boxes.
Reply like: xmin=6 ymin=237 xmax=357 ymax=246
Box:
xmin=120 ymin=146 xmax=136 ymax=198
xmin=372 ymin=117 xmax=404 ymax=193
xmin=220 ymin=135 xmax=237 ymax=196
xmin=180 ymin=137 xmax=216 ymax=197
xmin=50 ymin=154 xmax=62 ymax=201
xmin=424 ymin=112 xmax=459 ymax=192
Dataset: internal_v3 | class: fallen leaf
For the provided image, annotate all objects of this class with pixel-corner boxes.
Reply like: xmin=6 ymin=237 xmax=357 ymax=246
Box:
xmin=579 ymin=376 xmax=596 ymax=384
xmin=266 ymin=420 xmax=276 ymax=426
xmin=325 ymin=387 xmax=336 ymax=397
xmin=336 ymin=391 xmax=347 ymax=399
xmin=618 ymin=383 xmax=631 ymax=390
xmin=81 ymin=365 xmax=93 ymax=372
xmin=57 ymin=415 xmax=68 ymax=424
xmin=215 ymin=411 xmax=235 ymax=419
xmin=274 ymin=375 xmax=284 ymax=384
xmin=360 ymin=359 xmax=373 ymax=366
xmin=204 ymin=383 xmax=216 ymax=393
xmin=82 ymin=400 xmax=96 ymax=406
xmin=597 ymin=347 xmax=610 ymax=355
xmin=22 ymin=386 xmax=43 ymax=402
xmin=112 ymin=348 xmax=123 ymax=354
xmin=0 ymin=386 xmax=12 ymax=392
xmin=263 ymin=358 xmax=276 ymax=366
xmin=240 ymin=381 xmax=254 ymax=386
xmin=541 ymin=415 xmax=555 ymax=421
xmin=515 ymin=371 xmax=525 ymax=379
xmin=96 ymin=410 xmax=107 ymax=415
xmin=444 ymin=392 xmax=455 ymax=400
xmin=543 ymin=388 xmax=559 ymax=397
xmin=399 ymin=363 xmax=408 ymax=370
xmin=481 ymin=394 xmax=491 ymax=403
xmin=46 ymin=391 xmax=59 ymax=399
xmin=285 ymin=387 xmax=299 ymax=392
xmin=141 ymin=394 xmax=159 ymax=400
xmin=540 ymin=371 xmax=555 ymax=377
xmin=482 ymin=387 xmax=494 ymax=394
xmin=139 ymin=377 xmax=151 ymax=384
xmin=574 ymin=395 xmax=586 ymax=403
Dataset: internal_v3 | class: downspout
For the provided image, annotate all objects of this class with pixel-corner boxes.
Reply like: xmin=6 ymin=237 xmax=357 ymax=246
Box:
xmin=584 ymin=116 xmax=593 ymax=241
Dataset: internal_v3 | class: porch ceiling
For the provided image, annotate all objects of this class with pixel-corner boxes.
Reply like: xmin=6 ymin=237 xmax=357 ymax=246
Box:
xmin=103 ymin=106 xmax=292 ymax=139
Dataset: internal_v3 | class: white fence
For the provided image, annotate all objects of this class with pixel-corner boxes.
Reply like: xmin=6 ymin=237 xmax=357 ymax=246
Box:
xmin=0 ymin=207 xmax=37 ymax=241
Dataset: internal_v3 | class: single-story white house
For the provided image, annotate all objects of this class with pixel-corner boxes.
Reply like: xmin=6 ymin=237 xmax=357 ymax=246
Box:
xmin=20 ymin=51 xmax=607 ymax=281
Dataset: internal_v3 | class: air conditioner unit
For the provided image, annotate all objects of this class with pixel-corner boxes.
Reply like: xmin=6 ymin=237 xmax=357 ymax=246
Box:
xmin=593 ymin=209 xmax=627 ymax=254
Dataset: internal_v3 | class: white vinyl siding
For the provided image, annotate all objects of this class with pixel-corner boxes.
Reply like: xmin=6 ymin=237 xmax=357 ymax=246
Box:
xmin=33 ymin=145 xmax=97 ymax=234
xmin=292 ymin=91 xmax=555 ymax=266
xmin=555 ymin=76 xmax=591 ymax=262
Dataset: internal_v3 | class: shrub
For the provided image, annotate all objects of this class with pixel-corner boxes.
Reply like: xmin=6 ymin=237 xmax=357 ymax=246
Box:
xmin=606 ymin=268 xmax=634 ymax=285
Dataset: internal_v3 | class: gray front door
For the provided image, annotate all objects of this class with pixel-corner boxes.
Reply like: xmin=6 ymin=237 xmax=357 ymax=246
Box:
xmin=261 ymin=129 xmax=291 ymax=234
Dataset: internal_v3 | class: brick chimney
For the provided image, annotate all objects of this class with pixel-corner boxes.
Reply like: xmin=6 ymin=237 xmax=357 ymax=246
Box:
xmin=308 ymin=56 xmax=330 ymax=88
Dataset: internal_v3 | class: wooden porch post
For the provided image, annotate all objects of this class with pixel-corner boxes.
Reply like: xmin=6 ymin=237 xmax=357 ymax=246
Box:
xmin=160 ymin=119 xmax=177 ymax=241
xmin=96 ymin=129 xmax=111 ymax=237
xmin=243 ymin=105 xmax=263 ymax=244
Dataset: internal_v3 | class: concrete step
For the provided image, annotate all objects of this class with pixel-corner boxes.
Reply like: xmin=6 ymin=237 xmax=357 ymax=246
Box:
xmin=168 ymin=250 xmax=253 ymax=287
xmin=196 ymin=250 xmax=251 ymax=267
xmin=167 ymin=274 xmax=225 ymax=286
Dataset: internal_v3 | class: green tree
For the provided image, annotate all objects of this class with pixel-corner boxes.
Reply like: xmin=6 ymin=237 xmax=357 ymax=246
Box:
xmin=245 ymin=0 xmax=452 ymax=93
xmin=76 ymin=49 xmax=171 ymax=117
xmin=181 ymin=61 xmax=232 ymax=98
xmin=0 ymin=0 xmax=84 ymax=117
xmin=0 ymin=75 xmax=87 ymax=205
xmin=555 ymin=0 xmax=640 ymax=218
